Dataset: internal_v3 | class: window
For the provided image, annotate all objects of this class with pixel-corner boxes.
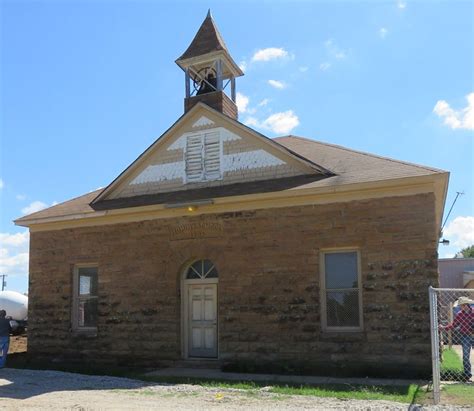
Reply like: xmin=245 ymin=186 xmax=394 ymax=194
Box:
xmin=321 ymin=250 xmax=362 ymax=331
xmin=73 ymin=265 xmax=98 ymax=331
xmin=185 ymin=131 xmax=221 ymax=182
xmin=186 ymin=260 xmax=218 ymax=279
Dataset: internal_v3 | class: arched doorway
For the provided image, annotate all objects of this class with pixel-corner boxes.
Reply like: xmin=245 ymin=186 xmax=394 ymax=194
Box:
xmin=182 ymin=260 xmax=218 ymax=358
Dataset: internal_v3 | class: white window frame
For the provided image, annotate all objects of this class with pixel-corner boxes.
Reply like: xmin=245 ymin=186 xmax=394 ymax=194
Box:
xmin=184 ymin=130 xmax=223 ymax=184
xmin=72 ymin=264 xmax=99 ymax=332
xmin=320 ymin=248 xmax=363 ymax=332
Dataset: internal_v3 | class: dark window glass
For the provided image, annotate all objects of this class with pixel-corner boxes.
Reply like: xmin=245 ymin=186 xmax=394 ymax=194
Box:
xmin=78 ymin=298 xmax=98 ymax=328
xmin=205 ymin=267 xmax=218 ymax=278
xmin=203 ymin=260 xmax=214 ymax=276
xmin=325 ymin=252 xmax=358 ymax=289
xmin=186 ymin=267 xmax=201 ymax=279
xmin=326 ymin=290 xmax=360 ymax=327
xmin=76 ymin=267 xmax=98 ymax=329
xmin=186 ymin=260 xmax=218 ymax=279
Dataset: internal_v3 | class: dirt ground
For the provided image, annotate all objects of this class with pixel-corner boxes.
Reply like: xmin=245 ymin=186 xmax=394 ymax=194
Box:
xmin=8 ymin=335 xmax=27 ymax=354
xmin=3 ymin=337 xmax=470 ymax=410
xmin=0 ymin=368 xmax=454 ymax=411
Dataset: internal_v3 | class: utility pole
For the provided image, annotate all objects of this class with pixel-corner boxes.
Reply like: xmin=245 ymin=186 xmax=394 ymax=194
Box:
xmin=0 ymin=274 xmax=7 ymax=291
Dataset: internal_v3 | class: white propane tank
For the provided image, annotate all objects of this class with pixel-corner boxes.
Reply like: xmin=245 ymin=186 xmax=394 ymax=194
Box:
xmin=0 ymin=291 xmax=28 ymax=321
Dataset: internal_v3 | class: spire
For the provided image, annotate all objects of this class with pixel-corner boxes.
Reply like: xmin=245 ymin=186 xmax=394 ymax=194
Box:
xmin=177 ymin=11 xmax=230 ymax=62
xmin=176 ymin=12 xmax=243 ymax=119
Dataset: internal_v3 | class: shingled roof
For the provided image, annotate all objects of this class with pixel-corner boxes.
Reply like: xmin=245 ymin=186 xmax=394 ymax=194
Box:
xmin=177 ymin=10 xmax=230 ymax=61
xmin=14 ymin=135 xmax=447 ymax=225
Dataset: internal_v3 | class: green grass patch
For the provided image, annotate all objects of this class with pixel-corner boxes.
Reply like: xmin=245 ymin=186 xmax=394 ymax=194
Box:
xmin=268 ymin=383 xmax=419 ymax=403
xmin=440 ymin=348 xmax=464 ymax=381
xmin=136 ymin=375 xmax=419 ymax=403
xmin=441 ymin=383 xmax=474 ymax=406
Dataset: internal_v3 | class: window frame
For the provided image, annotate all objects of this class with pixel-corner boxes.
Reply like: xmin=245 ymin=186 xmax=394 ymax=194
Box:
xmin=184 ymin=130 xmax=223 ymax=184
xmin=72 ymin=263 xmax=99 ymax=333
xmin=320 ymin=248 xmax=363 ymax=332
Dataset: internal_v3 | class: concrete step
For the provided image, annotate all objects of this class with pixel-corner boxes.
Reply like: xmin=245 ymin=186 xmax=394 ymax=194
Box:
xmin=173 ymin=359 xmax=221 ymax=369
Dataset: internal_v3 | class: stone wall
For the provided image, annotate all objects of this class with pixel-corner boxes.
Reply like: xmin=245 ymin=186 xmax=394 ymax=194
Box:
xmin=28 ymin=193 xmax=439 ymax=376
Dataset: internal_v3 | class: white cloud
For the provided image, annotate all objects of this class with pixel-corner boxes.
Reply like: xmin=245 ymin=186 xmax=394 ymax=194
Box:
xmin=236 ymin=92 xmax=250 ymax=113
xmin=239 ymin=60 xmax=247 ymax=72
xmin=0 ymin=179 xmax=4 ymax=189
xmin=0 ymin=232 xmax=29 ymax=247
xmin=268 ymin=80 xmax=287 ymax=90
xmin=324 ymin=39 xmax=347 ymax=60
xmin=258 ymin=98 xmax=270 ymax=107
xmin=0 ymin=231 xmax=29 ymax=280
xmin=433 ymin=92 xmax=474 ymax=130
xmin=299 ymin=66 xmax=309 ymax=73
xmin=16 ymin=194 xmax=26 ymax=201
xmin=443 ymin=216 xmax=474 ymax=248
xmin=21 ymin=200 xmax=48 ymax=215
xmin=319 ymin=62 xmax=332 ymax=71
xmin=252 ymin=47 xmax=289 ymax=62
xmin=244 ymin=110 xmax=299 ymax=135
xmin=379 ymin=28 xmax=388 ymax=39
xmin=397 ymin=1 xmax=407 ymax=9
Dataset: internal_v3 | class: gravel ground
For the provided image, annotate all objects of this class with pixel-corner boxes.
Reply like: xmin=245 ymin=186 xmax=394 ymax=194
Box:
xmin=0 ymin=368 xmax=470 ymax=410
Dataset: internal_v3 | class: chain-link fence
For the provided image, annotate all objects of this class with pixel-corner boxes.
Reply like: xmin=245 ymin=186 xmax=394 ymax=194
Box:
xmin=429 ymin=287 xmax=474 ymax=404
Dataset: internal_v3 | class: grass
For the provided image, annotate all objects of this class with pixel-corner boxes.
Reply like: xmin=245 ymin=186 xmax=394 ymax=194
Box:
xmin=442 ymin=383 xmax=474 ymax=406
xmin=135 ymin=375 xmax=420 ymax=403
xmin=269 ymin=383 xmax=419 ymax=402
xmin=440 ymin=348 xmax=464 ymax=380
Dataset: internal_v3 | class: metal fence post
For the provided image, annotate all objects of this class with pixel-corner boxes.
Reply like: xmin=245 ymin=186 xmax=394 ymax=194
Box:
xmin=429 ymin=286 xmax=441 ymax=404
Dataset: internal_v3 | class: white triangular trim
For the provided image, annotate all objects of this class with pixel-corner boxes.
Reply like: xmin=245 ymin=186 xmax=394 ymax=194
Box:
xmin=168 ymin=127 xmax=240 ymax=151
xmin=92 ymin=103 xmax=325 ymax=204
xmin=192 ymin=116 xmax=215 ymax=128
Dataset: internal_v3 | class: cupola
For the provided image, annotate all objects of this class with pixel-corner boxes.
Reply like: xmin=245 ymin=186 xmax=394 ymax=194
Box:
xmin=176 ymin=10 xmax=244 ymax=119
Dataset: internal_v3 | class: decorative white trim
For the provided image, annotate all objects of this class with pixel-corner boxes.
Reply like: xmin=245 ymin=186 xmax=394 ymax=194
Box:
xmin=192 ymin=116 xmax=215 ymax=128
xmin=222 ymin=149 xmax=285 ymax=172
xmin=168 ymin=127 xmax=240 ymax=151
xmin=130 ymin=162 xmax=184 ymax=185
xmin=129 ymin=147 xmax=286 ymax=186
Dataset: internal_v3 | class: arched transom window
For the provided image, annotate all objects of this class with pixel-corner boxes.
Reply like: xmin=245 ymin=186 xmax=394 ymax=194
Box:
xmin=186 ymin=260 xmax=218 ymax=280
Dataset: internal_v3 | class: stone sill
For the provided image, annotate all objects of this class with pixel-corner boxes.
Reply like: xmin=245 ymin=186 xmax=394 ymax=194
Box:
xmin=70 ymin=329 xmax=98 ymax=339
xmin=319 ymin=332 xmax=366 ymax=342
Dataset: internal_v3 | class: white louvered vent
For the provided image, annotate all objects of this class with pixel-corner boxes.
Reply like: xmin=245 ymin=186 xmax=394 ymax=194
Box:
xmin=204 ymin=132 xmax=221 ymax=180
xmin=185 ymin=132 xmax=221 ymax=183
xmin=185 ymin=135 xmax=204 ymax=182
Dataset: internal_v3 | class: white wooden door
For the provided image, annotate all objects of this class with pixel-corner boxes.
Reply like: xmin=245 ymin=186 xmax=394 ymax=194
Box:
xmin=188 ymin=284 xmax=217 ymax=358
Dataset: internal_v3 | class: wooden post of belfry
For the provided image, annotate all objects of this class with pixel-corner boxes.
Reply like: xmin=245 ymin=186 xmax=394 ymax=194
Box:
xmin=231 ymin=77 xmax=236 ymax=102
xmin=215 ymin=59 xmax=223 ymax=91
xmin=185 ymin=69 xmax=190 ymax=98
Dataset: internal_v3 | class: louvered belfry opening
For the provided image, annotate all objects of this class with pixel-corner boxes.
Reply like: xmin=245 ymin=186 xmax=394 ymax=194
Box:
xmin=185 ymin=131 xmax=221 ymax=183
xmin=176 ymin=11 xmax=244 ymax=119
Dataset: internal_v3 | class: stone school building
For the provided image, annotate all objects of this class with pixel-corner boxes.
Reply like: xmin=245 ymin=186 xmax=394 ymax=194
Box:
xmin=16 ymin=13 xmax=449 ymax=377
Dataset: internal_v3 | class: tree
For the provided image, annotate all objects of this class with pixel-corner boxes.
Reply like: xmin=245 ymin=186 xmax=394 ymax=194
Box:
xmin=455 ymin=245 xmax=474 ymax=258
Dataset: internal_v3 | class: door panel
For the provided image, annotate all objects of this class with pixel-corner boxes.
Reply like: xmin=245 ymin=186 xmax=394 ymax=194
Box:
xmin=188 ymin=284 xmax=217 ymax=358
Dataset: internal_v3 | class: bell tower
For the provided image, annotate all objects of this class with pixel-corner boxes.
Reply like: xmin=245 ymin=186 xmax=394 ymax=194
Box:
xmin=176 ymin=10 xmax=244 ymax=119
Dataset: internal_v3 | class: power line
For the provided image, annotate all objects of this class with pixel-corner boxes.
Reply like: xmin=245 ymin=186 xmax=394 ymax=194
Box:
xmin=441 ymin=191 xmax=464 ymax=231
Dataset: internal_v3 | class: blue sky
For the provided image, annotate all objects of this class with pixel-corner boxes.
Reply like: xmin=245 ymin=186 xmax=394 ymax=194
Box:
xmin=1 ymin=0 xmax=473 ymax=293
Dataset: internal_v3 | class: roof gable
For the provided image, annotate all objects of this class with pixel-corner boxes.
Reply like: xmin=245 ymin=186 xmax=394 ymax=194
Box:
xmin=14 ymin=133 xmax=448 ymax=227
xmin=91 ymin=104 xmax=331 ymax=210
